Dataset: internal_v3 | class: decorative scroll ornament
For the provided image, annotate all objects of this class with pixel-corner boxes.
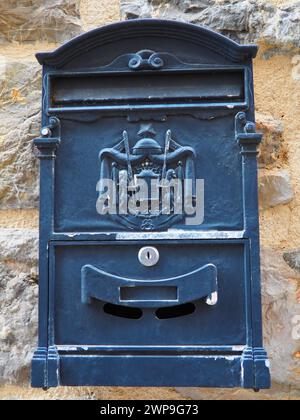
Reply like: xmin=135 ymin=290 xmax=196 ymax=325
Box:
xmin=97 ymin=125 xmax=196 ymax=231
xmin=128 ymin=50 xmax=165 ymax=70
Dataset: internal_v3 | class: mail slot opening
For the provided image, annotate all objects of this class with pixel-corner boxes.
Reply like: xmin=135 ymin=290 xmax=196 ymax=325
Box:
xmin=103 ymin=303 xmax=143 ymax=319
xmin=120 ymin=286 xmax=178 ymax=302
xmin=155 ymin=303 xmax=196 ymax=319
xmin=49 ymin=69 xmax=245 ymax=110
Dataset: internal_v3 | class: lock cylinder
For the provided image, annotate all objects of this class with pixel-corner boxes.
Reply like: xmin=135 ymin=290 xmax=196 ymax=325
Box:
xmin=138 ymin=246 xmax=160 ymax=267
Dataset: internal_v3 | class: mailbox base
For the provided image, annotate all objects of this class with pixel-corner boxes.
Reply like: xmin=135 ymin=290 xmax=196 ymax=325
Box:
xmin=31 ymin=346 xmax=60 ymax=388
xmin=31 ymin=346 xmax=270 ymax=389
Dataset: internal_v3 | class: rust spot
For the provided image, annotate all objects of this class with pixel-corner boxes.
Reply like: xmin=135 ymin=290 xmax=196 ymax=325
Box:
xmin=11 ymin=88 xmax=26 ymax=103
xmin=293 ymin=352 xmax=300 ymax=359
xmin=296 ymin=287 xmax=300 ymax=303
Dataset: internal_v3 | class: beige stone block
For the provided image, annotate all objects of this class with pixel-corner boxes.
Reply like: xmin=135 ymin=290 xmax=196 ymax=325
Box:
xmin=259 ymin=170 xmax=294 ymax=209
xmin=0 ymin=384 xmax=184 ymax=400
xmin=0 ymin=58 xmax=41 ymax=209
xmin=0 ymin=210 xmax=39 ymax=229
xmin=80 ymin=0 xmax=120 ymax=31
xmin=0 ymin=0 xmax=82 ymax=44
xmin=256 ymin=113 xmax=286 ymax=168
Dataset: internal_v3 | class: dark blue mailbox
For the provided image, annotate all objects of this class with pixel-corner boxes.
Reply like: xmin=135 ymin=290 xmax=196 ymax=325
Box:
xmin=32 ymin=19 xmax=271 ymax=390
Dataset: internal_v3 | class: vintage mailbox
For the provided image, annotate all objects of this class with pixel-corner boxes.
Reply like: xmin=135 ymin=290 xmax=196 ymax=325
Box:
xmin=32 ymin=19 xmax=271 ymax=390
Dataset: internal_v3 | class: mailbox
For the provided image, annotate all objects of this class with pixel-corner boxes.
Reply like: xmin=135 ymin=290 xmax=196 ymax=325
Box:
xmin=32 ymin=19 xmax=271 ymax=390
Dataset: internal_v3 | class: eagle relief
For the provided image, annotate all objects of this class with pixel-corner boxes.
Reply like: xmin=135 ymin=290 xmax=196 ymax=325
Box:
xmin=96 ymin=124 xmax=203 ymax=230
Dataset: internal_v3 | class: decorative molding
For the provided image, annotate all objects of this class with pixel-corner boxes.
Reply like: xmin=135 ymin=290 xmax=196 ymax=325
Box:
xmin=97 ymin=125 xmax=196 ymax=231
xmin=31 ymin=346 xmax=60 ymax=389
xmin=47 ymin=346 xmax=60 ymax=388
xmin=128 ymin=50 xmax=165 ymax=70
xmin=36 ymin=20 xmax=258 ymax=68
xmin=31 ymin=347 xmax=47 ymax=388
xmin=33 ymin=117 xmax=61 ymax=159
xmin=235 ymin=112 xmax=262 ymax=155
xmin=242 ymin=347 xmax=271 ymax=390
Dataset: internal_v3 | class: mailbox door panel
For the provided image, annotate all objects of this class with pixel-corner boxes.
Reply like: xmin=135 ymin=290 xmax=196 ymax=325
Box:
xmin=51 ymin=241 xmax=248 ymax=346
xmin=54 ymin=115 xmax=243 ymax=232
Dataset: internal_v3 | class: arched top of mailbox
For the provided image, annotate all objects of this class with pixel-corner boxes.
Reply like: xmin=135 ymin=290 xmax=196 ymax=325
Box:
xmin=36 ymin=19 xmax=257 ymax=68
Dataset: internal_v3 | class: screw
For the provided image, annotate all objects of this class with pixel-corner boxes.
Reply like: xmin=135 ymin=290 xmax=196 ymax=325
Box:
xmin=41 ymin=127 xmax=51 ymax=137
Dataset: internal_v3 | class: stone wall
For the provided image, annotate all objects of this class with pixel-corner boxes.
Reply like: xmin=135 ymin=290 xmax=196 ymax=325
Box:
xmin=0 ymin=0 xmax=299 ymax=400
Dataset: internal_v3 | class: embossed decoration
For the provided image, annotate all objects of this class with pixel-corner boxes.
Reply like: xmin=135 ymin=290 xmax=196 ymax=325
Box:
xmin=128 ymin=50 xmax=165 ymax=70
xmin=98 ymin=125 xmax=196 ymax=230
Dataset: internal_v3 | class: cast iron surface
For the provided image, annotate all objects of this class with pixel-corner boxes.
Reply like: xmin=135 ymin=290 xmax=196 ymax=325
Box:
xmin=31 ymin=19 xmax=270 ymax=390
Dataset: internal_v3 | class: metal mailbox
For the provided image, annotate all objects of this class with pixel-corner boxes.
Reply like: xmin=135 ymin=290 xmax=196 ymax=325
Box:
xmin=32 ymin=19 xmax=271 ymax=390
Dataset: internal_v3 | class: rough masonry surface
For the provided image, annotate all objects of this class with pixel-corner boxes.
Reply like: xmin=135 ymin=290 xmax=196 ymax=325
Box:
xmin=121 ymin=0 xmax=300 ymax=50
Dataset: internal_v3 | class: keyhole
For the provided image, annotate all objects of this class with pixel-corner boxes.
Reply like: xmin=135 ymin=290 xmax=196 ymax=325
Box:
xmin=138 ymin=247 xmax=160 ymax=267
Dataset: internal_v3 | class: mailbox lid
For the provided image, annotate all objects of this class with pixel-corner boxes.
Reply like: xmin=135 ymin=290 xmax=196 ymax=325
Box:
xmin=50 ymin=240 xmax=249 ymax=347
xmin=37 ymin=19 xmax=257 ymax=70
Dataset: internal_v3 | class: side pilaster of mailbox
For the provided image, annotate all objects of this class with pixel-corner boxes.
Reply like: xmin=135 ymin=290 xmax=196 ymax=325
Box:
xmin=32 ymin=117 xmax=61 ymax=388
